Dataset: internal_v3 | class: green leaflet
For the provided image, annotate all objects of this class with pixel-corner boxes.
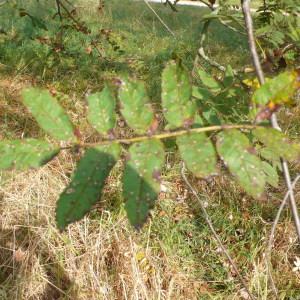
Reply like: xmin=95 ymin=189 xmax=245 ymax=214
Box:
xmin=252 ymin=71 xmax=299 ymax=107
xmin=22 ymin=88 xmax=76 ymax=142
xmin=123 ymin=140 xmax=165 ymax=228
xmin=0 ymin=139 xmax=59 ymax=170
xmin=192 ymin=86 xmax=213 ymax=100
xmin=261 ymin=161 xmax=279 ymax=188
xmin=118 ymin=77 xmax=154 ymax=134
xmin=56 ymin=143 xmax=121 ymax=230
xmin=162 ymin=61 xmax=196 ymax=128
xmin=192 ymin=86 xmax=221 ymax=125
xmin=217 ymin=130 xmax=266 ymax=198
xmin=253 ymin=127 xmax=300 ymax=162
xmin=177 ymin=132 xmax=217 ymax=177
xmin=87 ymin=85 xmax=116 ymax=136
xmin=197 ymin=69 xmax=222 ymax=92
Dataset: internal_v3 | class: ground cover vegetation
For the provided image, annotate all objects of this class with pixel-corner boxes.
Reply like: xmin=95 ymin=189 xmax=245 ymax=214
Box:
xmin=0 ymin=0 xmax=300 ymax=299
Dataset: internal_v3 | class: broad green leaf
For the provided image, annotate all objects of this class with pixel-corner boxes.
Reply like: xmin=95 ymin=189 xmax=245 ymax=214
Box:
xmin=261 ymin=161 xmax=279 ymax=188
xmin=87 ymin=85 xmax=116 ymax=136
xmin=118 ymin=77 xmax=154 ymax=134
xmin=256 ymin=144 xmax=282 ymax=172
xmin=217 ymin=130 xmax=266 ymax=198
xmin=252 ymin=71 xmax=299 ymax=107
xmin=162 ymin=61 xmax=196 ymax=128
xmin=22 ymin=88 xmax=76 ymax=142
xmin=0 ymin=139 xmax=59 ymax=170
xmin=197 ymin=69 xmax=222 ymax=92
xmin=56 ymin=143 xmax=121 ymax=230
xmin=253 ymin=127 xmax=300 ymax=161
xmin=123 ymin=140 xmax=165 ymax=228
xmin=177 ymin=132 xmax=217 ymax=177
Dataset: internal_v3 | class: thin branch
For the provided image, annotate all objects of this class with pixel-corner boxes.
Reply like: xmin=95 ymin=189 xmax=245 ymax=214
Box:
xmin=58 ymin=0 xmax=85 ymax=31
xmin=64 ymin=124 xmax=259 ymax=150
xmin=143 ymin=0 xmax=176 ymax=37
xmin=241 ymin=0 xmax=300 ymax=242
xmin=266 ymin=174 xmax=300 ymax=297
xmin=181 ymin=163 xmax=256 ymax=300
xmin=193 ymin=19 xmax=226 ymax=75
xmin=56 ymin=0 xmax=63 ymax=21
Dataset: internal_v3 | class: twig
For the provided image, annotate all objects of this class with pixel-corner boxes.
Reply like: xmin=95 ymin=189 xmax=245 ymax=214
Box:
xmin=143 ymin=0 xmax=176 ymax=37
xmin=56 ymin=0 xmax=63 ymax=21
xmin=241 ymin=0 xmax=300 ymax=241
xmin=58 ymin=0 xmax=85 ymax=31
xmin=193 ymin=19 xmax=226 ymax=76
xmin=181 ymin=163 xmax=256 ymax=300
xmin=60 ymin=124 xmax=259 ymax=150
xmin=266 ymin=175 xmax=300 ymax=297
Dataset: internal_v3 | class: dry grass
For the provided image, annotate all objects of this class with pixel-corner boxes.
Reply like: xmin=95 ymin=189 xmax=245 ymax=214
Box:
xmin=0 ymin=151 xmax=205 ymax=300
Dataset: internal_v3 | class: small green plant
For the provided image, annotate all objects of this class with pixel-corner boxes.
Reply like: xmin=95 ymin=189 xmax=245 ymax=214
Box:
xmin=0 ymin=60 xmax=299 ymax=231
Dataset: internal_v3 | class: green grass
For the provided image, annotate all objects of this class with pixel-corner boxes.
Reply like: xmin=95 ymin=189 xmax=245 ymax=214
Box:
xmin=0 ymin=0 xmax=300 ymax=299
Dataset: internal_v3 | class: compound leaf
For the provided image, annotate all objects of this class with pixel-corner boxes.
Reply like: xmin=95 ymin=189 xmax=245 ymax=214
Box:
xmin=0 ymin=139 xmax=59 ymax=170
xmin=253 ymin=127 xmax=300 ymax=161
xmin=162 ymin=61 xmax=196 ymax=128
xmin=217 ymin=130 xmax=266 ymax=198
xmin=177 ymin=132 xmax=217 ymax=177
xmin=56 ymin=143 xmax=121 ymax=230
xmin=123 ymin=140 xmax=165 ymax=228
xmin=118 ymin=77 xmax=154 ymax=134
xmin=22 ymin=88 xmax=76 ymax=142
xmin=87 ymin=85 xmax=116 ymax=136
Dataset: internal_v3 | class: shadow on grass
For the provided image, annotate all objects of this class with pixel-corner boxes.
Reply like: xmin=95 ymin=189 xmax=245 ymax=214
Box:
xmin=0 ymin=225 xmax=79 ymax=299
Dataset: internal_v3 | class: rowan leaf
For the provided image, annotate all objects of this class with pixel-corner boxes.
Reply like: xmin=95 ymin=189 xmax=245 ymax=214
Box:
xmin=252 ymin=70 xmax=300 ymax=107
xmin=162 ymin=61 xmax=196 ymax=128
xmin=0 ymin=139 xmax=59 ymax=170
xmin=253 ymin=127 xmax=300 ymax=161
xmin=56 ymin=143 xmax=121 ymax=230
xmin=123 ymin=140 xmax=165 ymax=228
xmin=177 ymin=132 xmax=217 ymax=177
xmin=87 ymin=85 xmax=116 ymax=136
xmin=217 ymin=130 xmax=266 ymax=198
xmin=22 ymin=88 xmax=76 ymax=142
xmin=118 ymin=77 xmax=154 ymax=134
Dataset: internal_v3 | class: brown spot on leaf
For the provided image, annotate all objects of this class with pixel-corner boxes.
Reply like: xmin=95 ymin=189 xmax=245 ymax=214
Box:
xmin=152 ymin=170 xmax=161 ymax=182
xmin=246 ymin=147 xmax=256 ymax=155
